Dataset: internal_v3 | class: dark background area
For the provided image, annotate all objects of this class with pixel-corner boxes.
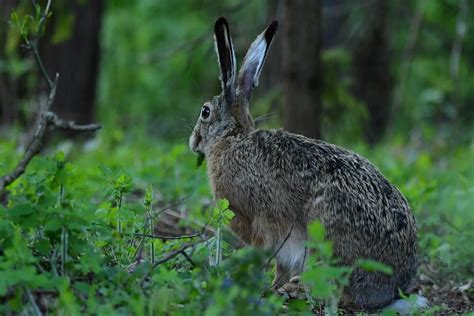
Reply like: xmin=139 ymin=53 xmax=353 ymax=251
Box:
xmin=1 ymin=0 xmax=473 ymax=145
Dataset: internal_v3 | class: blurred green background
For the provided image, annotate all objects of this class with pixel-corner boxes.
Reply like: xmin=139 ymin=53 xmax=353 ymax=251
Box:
xmin=2 ymin=0 xmax=473 ymax=144
xmin=0 ymin=0 xmax=473 ymax=314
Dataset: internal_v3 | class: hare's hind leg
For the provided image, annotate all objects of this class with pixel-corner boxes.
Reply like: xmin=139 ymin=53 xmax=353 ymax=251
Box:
xmin=344 ymin=268 xmax=397 ymax=310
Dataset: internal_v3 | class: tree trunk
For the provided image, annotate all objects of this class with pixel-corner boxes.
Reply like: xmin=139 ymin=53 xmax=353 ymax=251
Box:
xmin=0 ymin=0 xmax=20 ymax=126
xmin=282 ymin=0 xmax=322 ymax=139
xmin=260 ymin=0 xmax=283 ymax=94
xmin=40 ymin=0 xmax=103 ymax=125
xmin=322 ymin=0 xmax=350 ymax=49
xmin=352 ymin=0 xmax=392 ymax=144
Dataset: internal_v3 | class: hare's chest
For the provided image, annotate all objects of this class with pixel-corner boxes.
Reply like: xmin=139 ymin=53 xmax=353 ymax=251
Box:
xmin=207 ymin=157 xmax=263 ymax=216
xmin=208 ymin=158 xmax=309 ymax=220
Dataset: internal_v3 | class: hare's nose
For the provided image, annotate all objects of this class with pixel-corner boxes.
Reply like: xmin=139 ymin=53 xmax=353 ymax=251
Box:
xmin=189 ymin=132 xmax=202 ymax=152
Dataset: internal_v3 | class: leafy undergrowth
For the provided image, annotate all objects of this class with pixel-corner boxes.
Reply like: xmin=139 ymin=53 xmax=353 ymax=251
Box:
xmin=0 ymin=135 xmax=473 ymax=315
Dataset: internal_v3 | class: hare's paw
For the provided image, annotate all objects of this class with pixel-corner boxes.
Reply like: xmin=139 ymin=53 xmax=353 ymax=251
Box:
xmin=276 ymin=275 xmax=305 ymax=299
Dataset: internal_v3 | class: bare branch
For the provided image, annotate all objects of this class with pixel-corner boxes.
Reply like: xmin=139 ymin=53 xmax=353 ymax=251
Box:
xmin=140 ymin=243 xmax=195 ymax=286
xmin=24 ymin=286 xmax=43 ymax=316
xmin=44 ymin=0 xmax=52 ymax=15
xmin=0 ymin=74 xmax=59 ymax=193
xmin=0 ymin=2 xmax=102 ymax=197
xmin=152 ymin=244 xmax=194 ymax=269
xmin=179 ymin=249 xmax=196 ymax=268
xmin=46 ymin=112 xmax=102 ymax=132
xmin=31 ymin=41 xmax=53 ymax=88
xmin=134 ymin=231 xmax=204 ymax=240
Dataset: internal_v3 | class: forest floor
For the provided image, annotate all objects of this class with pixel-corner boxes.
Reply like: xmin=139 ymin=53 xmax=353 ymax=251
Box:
xmin=415 ymin=269 xmax=473 ymax=314
xmin=158 ymin=210 xmax=474 ymax=315
xmin=278 ymin=267 xmax=473 ymax=315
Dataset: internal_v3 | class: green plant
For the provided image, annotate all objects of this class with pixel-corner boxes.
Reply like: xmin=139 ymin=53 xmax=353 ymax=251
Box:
xmin=208 ymin=199 xmax=234 ymax=266
xmin=302 ymin=221 xmax=352 ymax=315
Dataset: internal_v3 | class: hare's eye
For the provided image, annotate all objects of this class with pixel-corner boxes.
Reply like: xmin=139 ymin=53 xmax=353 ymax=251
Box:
xmin=201 ymin=106 xmax=211 ymax=119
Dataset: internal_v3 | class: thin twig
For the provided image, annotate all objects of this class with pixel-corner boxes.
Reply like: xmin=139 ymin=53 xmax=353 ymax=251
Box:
xmin=154 ymin=192 xmax=195 ymax=217
xmin=152 ymin=244 xmax=194 ymax=268
xmin=31 ymin=41 xmax=52 ymax=88
xmin=179 ymin=249 xmax=196 ymax=268
xmin=262 ymin=226 xmax=294 ymax=271
xmin=140 ymin=243 xmax=195 ymax=286
xmin=134 ymin=231 xmax=204 ymax=240
xmin=24 ymin=287 xmax=43 ymax=316
xmin=30 ymin=0 xmax=53 ymax=88
xmin=272 ymin=271 xmax=290 ymax=291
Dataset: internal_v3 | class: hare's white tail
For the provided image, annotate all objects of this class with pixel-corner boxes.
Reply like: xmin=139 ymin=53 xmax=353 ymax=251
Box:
xmin=385 ymin=295 xmax=429 ymax=315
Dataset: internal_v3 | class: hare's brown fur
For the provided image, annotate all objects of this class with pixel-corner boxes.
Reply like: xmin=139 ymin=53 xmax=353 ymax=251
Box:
xmin=206 ymin=129 xmax=418 ymax=308
xmin=189 ymin=18 xmax=418 ymax=310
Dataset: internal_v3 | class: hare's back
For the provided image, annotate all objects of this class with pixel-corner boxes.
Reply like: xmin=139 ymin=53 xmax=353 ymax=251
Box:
xmin=242 ymin=129 xmax=385 ymax=187
xmin=234 ymin=129 xmax=416 ymax=235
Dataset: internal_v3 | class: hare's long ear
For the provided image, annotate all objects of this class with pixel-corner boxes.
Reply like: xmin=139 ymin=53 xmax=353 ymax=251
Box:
xmin=237 ymin=21 xmax=278 ymax=101
xmin=214 ymin=17 xmax=237 ymax=104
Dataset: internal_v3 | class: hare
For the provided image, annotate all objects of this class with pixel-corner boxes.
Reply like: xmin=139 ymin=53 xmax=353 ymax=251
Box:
xmin=189 ymin=17 xmax=419 ymax=310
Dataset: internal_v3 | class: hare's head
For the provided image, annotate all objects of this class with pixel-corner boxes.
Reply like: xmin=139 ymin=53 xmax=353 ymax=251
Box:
xmin=189 ymin=17 xmax=277 ymax=156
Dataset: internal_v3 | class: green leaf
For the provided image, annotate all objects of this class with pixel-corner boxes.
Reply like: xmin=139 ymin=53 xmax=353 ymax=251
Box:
xmin=196 ymin=152 xmax=205 ymax=168
xmin=9 ymin=203 xmax=34 ymax=217
xmin=216 ymin=199 xmax=229 ymax=211
xmin=144 ymin=184 xmax=153 ymax=207
xmin=55 ymin=151 xmax=65 ymax=162
xmin=357 ymin=259 xmax=393 ymax=275
xmin=307 ymin=221 xmax=325 ymax=242
xmin=35 ymin=238 xmax=52 ymax=255
xmin=287 ymin=299 xmax=309 ymax=312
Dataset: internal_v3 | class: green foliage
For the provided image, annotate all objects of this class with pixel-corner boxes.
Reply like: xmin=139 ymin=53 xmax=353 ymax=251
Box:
xmin=0 ymin=133 xmax=472 ymax=314
xmin=387 ymin=0 xmax=474 ymax=142
xmin=209 ymin=199 xmax=234 ymax=266
xmin=321 ymin=48 xmax=368 ymax=143
xmin=1 ymin=0 xmax=473 ymax=314
xmin=302 ymin=221 xmax=351 ymax=315
xmin=9 ymin=3 xmax=50 ymax=42
xmin=0 ymin=144 xmax=283 ymax=314
xmin=98 ymin=0 xmax=268 ymax=138
xmin=302 ymin=222 xmax=394 ymax=315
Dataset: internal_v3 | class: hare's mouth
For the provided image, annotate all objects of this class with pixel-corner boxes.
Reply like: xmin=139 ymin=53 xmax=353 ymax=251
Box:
xmin=189 ymin=132 xmax=203 ymax=154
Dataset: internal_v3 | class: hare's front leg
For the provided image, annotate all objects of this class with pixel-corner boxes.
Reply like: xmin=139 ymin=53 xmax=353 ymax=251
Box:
xmin=229 ymin=214 xmax=253 ymax=246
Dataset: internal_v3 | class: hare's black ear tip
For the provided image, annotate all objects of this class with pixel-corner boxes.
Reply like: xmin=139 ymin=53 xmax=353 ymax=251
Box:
xmin=265 ymin=20 xmax=278 ymax=41
xmin=270 ymin=20 xmax=279 ymax=30
xmin=215 ymin=17 xmax=229 ymax=29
